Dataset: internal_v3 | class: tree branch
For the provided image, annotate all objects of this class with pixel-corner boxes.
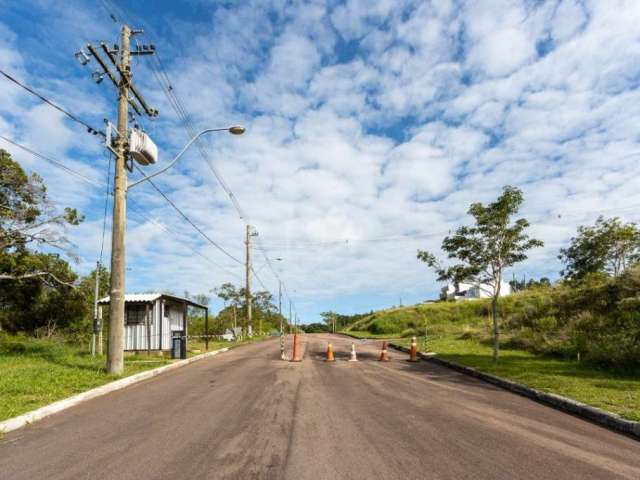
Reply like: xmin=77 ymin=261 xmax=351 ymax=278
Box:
xmin=0 ymin=271 xmax=77 ymax=288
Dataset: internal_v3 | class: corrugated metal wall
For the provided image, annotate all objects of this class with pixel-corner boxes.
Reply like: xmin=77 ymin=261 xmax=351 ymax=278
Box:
xmin=123 ymin=299 xmax=185 ymax=351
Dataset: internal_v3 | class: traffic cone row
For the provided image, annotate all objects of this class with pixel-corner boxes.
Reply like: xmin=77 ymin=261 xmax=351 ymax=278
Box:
xmin=291 ymin=339 xmax=421 ymax=363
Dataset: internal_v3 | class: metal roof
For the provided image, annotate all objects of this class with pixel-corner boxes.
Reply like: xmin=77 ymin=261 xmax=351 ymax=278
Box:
xmin=98 ymin=293 xmax=208 ymax=309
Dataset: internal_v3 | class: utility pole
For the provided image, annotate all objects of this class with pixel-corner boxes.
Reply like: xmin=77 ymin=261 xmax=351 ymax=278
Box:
xmin=244 ymin=225 xmax=257 ymax=336
xmin=106 ymin=25 xmax=131 ymax=374
xmin=91 ymin=261 xmax=100 ymax=356
xmin=289 ymin=300 xmax=292 ymax=334
xmin=278 ymin=281 xmax=282 ymax=329
xmin=279 ymin=281 xmax=285 ymax=359
xmin=81 ymin=25 xmax=158 ymax=374
xmin=245 ymin=225 xmax=252 ymax=337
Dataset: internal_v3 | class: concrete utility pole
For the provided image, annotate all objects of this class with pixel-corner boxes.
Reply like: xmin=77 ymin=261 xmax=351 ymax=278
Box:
xmin=245 ymin=225 xmax=252 ymax=337
xmin=107 ymin=25 xmax=131 ymax=374
xmin=82 ymin=25 xmax=158 ymax=374
xmin=244 ymin=225 xmax=258 ymax=336
xmin=91 ymin=261 xmax=100 ymax=356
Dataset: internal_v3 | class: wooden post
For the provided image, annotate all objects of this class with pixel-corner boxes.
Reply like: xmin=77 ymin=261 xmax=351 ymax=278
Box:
xmin=183 ymin=302 xmax=188 ymax=357
xmin=205 ymin=307 xmax=209 ymax=351
xmin=145 ymin=303 xmax=151 ymax=356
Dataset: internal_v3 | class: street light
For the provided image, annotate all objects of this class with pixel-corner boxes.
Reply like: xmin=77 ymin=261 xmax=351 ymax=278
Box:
xmin=128 ymin=126 xmax=245 ymax=189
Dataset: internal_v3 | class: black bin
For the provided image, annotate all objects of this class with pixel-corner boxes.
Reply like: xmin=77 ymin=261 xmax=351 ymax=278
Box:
xmin=171 ymin=333 xmax=186 ymax=359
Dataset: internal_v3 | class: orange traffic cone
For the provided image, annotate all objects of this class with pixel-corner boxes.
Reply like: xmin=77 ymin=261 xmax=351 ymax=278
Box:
xmin=409 ymin=336 xmax=418 ymax=362
xmin=291 ymin=333 xmax=302 ymax=362
xmin=326 ymin=342 xmax=335 ymax=362
xmin=379 ymin=341 xmax=390 ymax=362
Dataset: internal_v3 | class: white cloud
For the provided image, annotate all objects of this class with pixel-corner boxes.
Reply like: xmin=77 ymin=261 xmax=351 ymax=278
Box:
xmin=3 ymin=0 xmax=640 ymax=320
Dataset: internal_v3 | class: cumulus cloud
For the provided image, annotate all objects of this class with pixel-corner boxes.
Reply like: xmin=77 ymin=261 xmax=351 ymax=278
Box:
xmin=2 ymin=0 xmax=640 ymax=320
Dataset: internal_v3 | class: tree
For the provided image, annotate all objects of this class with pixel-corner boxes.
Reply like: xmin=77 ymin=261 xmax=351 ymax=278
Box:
xmin=509 ymin=276 xmax=551 ymax=292
xmin=417 ymin=186 xmax=543 ymax=361
xmin=559 ymin=216 xmax=640 ymax=281
xmin=320 ymin=311 xmax=338 ymax=333
xmin=0 ymin=149 xmax=83 ymax=284
xmin=212 ymin=282 xmax=285 ymax=335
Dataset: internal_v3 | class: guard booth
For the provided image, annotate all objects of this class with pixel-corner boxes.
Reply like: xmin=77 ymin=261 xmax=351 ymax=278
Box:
xmin=98 ymin=293 xmax=209 ymax=356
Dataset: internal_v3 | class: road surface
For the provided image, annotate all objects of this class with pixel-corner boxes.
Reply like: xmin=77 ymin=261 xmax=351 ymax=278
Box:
xmin=1 ymin=333 xmax=638 ymax=479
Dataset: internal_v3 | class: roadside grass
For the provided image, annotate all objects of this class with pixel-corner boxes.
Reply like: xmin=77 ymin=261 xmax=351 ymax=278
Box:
xmin=0 ymin=333 xmax=279 ymax=422
xmin=0 ymin=334 xmax=174 ymax=422
xmin=397 ymin=335 xmax=640 ymax=422
xmin=342 ymin=330 xmax=402 ymax=339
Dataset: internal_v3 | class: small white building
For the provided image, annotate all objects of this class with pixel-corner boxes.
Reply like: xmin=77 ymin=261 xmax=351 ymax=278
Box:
xmin=98 ymin=293 xmax=208 ymax=352
xmin=221 ymin=327 xmax=242 ymax=341
xmin=442 ymin=280 xmax=512 ymax=301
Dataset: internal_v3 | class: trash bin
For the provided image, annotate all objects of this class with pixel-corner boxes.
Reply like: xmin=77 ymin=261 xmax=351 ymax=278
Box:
xmin=171 ymin=333 xmax=184 ymax=359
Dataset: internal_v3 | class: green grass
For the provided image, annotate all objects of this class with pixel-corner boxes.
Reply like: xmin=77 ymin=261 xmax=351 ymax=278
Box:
xmin=397 ymin=335 xmax=640 ymax=421
xmin=0 ymin=333 xmax=279 ymax=422
xmin=0 ymin=334 xmax=176 ymax=422
xmin=342 ymin=330 xmax=402 ymax=339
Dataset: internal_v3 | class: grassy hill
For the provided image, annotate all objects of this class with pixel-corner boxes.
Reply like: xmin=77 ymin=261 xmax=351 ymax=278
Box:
xmin=344 ymin=285 xmax=640 ymax=421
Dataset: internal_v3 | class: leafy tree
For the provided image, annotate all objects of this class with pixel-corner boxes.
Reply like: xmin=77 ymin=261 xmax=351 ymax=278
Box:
xmin=0 ymin=252 xmax=83 ymax=334
xmin=509 ymin=276 xmax=551 ymax=292
xmin=417 ymin=186 xmax=543 ymax=361
xmin=559 ymin=216 xmax=640 ymax=280
xmin=212 ymin=282 xmax=286 ymax=335
xmin=320 ymin=311 xmax=338 ymax=332
xmin=303 ymin=322 xmax=330 ymax=333
xmin=0 ymin=149 xmax=83 ymax=284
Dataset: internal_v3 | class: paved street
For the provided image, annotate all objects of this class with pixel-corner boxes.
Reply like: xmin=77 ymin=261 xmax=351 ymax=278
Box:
xmin=1 ymin=334 xmax=639 ymax=480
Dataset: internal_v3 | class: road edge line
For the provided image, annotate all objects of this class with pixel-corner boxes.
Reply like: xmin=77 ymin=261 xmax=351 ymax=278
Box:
xmin=388 ymin=342 xmax=640 ymax=441
xmin=0 ymin=347 xmax=230 ymax=435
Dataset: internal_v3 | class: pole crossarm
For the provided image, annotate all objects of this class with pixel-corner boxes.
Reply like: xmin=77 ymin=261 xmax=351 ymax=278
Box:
xmin=87 ymin=44 xmax=143 ymax=115
xmin=128 ymin=128 xmax=237 ymax=189
xmin=98 ymin=42 xmax=158 ymax=117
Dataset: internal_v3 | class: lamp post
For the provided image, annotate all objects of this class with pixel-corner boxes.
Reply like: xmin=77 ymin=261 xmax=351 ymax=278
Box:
xmin=128 ymin=126 xmax=245 ymax=189
xmin=103 ymin=125 xmax=244 ymax=373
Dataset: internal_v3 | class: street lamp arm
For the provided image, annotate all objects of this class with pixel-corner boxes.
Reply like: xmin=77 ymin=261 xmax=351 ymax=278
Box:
xmin=128 ymin=127 xmax=243 ymax=189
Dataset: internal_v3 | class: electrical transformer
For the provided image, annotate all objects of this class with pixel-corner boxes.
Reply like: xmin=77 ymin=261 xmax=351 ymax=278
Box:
xmin=129 ymin=128 xmax=158 ymax=166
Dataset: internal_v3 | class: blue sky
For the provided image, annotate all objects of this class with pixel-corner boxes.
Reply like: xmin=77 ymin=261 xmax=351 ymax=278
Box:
xmin=2 ymin=0 xmax=640 ymax=322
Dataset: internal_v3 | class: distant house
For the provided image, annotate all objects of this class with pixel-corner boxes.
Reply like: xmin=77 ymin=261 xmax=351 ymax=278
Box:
xmin=98 ymin=293 xmax=208 ymax=352
xmin=442 ymin=280 xmax=512 ymax=301
xmin=221 ymin=327 xmax=242 ymax=341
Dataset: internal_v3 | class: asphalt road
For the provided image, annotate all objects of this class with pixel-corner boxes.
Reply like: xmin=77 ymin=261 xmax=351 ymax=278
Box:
xmin=1 ymin=333 xmax=639 ymax=480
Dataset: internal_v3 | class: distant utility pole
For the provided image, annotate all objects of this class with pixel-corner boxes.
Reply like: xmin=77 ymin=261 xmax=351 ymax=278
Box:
xmin=81 ymin=25 xmax=158 ymax=374
xmin=245 ymin=225 xmax=251 ymax=336
xmin=278 ymin=281 xmax=282 ymax=327
xmin=91 ymin=261 xmax=100 ymax=356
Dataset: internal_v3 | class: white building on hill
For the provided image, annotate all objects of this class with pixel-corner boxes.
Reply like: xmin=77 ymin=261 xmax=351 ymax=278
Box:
xmin=442 ymin=280 xmax=512 ymax=301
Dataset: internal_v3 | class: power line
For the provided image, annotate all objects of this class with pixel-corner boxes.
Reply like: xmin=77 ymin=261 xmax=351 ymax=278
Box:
xmin=0 ymin=135 xmax=243 ymax=280
xmin=98 ymin=151 xmax=113 ymax=263
xmin=132 ymin=164 xmax=243 ymax=265
xmin=0 ymin=134 xmax=103 ymax=186
xmin=0 ymin=69 xmax=104 ymax=137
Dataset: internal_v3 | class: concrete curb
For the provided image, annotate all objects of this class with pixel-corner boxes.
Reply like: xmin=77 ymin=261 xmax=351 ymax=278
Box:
xmin=389 ymin=343 xmax=640 ymax=441
xmin=0 ymin=347 xmax=230 ymax=435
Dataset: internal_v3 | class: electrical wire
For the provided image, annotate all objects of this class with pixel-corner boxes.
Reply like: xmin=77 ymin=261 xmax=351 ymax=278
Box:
xmin=131 ymin=164 xmax=243 ymax=265
xmin=98 ymin=150 xmax=113 ymax=263
xmin=0 ymin=135 xmax=243 ymax=280
xmin=0 ymin=134 xmax=103 ymax=186
xmin=0 ymin=69 xmax=104 ymax=137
